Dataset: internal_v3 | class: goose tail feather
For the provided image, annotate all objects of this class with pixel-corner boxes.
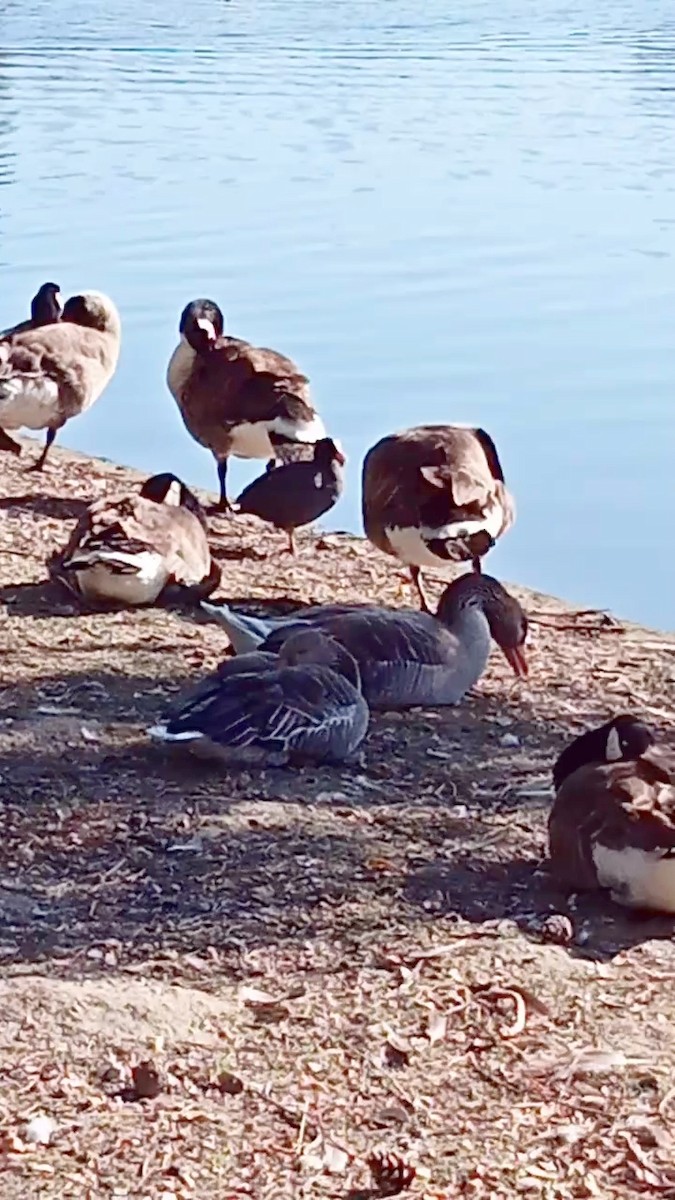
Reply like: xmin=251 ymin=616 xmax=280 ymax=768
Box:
xmin=199 ymin=601 xmax=278 ymax=653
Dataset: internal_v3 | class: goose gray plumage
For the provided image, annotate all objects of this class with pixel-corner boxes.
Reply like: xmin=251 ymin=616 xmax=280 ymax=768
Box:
xmin=549 ymin=715 xmax=675 ymax=912
xmin=52 ymin=472 xmax=220 ymax=608
xmin=0 ymin=290 xmax=121 ymax=470
xmin=0 ymin=282 xmax=63 ymax=339
xmin=200 ymin=572 xmax=529 ymax=709
xmin=166 ymin=298 xmax=326 ymax=511
xmin=149 ymin=628 xmax=369 ymax=766
xmin=236 ymin=436 xmax=346 ymax=553
xmin=362 ymin=424 xmax=515 ymax=610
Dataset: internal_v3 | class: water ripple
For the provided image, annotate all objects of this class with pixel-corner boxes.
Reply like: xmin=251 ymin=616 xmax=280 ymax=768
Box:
xmin=0 ymin=0 xmax=674 ymax=626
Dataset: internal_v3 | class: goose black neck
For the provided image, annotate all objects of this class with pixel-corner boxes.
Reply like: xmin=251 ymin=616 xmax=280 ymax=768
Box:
xmin=552 ymin=716 xmax=655 ymax=790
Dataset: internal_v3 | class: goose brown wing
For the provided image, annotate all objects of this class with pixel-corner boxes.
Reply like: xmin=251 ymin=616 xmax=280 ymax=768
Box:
xmin=57 ymin=495 xmax=211 ymax=585
xmin=550 ymin=755 xmax=675 ymax=887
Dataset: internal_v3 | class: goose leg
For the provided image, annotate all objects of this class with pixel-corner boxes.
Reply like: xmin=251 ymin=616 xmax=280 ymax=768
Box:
xmin=286 ymin=529 xmax=297 ymax=556
xmin=210 ymin=457 xmax=232 ymax=513
xmin=0 ymin=429 xmax=22 ymax=456
xmin=28 ymin=427 xmax=57 ymax=472
xmin=471 ymin=556 xmax=482 ymax=573
xmin=410 ymin=566 xmax=432 ymax=613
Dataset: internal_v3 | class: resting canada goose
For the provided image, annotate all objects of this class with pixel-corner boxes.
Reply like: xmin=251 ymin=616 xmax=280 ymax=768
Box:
xmin=52 ymin=472 xmax=220 ymax=608
xmin=0 ymin=281 xmax=63 ymax=338
xmin=166 ymin=298 xmax=326 ymax=511
xmin=200 ymin=572 xmax=529 ymax=709
xmin=236 ymin=437 xmax=346 ymax=553
xmin=149 ymin=628 xmax=369 ymax=766
xmin=0 ymin=290 xmax=121 ymax=470
xmin=362 ymin=424 xmax=515 ymax=610
xmin=549 ymin=715 xmax=675 ymax=912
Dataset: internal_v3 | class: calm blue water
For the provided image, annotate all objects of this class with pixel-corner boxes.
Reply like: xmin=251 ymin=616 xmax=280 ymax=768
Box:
xmin=1 ymin=2 xmax=674 ymax=628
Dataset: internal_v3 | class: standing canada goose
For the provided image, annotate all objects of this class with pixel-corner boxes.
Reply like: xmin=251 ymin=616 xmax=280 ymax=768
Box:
xmin=362 ymin=424 xmax=515 ymax=611
xmin=52 ymin=472 xmax=220 ymax=608
xmin=0 ymin=282 xmax=63 ymax=339
xmin=199 ymin=572 xmax=529 ymax=709
xmin=0 ymin=290 xmax=121 ymax=470
xmin=549 ymin=715 xmax=675 ymax=912
xmin=236 ymin=437 xmax=346 ymax=554
xmin=166 ymin=298 xmax=326 ymax=511
xmin=149 ymin=628 xmax=369 ymax=766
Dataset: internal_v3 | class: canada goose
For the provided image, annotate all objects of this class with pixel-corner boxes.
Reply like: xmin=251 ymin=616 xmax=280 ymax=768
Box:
xmin=52 ymin=472 xmax=220 ymax=608
xmin=199 ymin=572 xmax=529 ymax=709
xmin=549 ymin=715 xmax=675 ymax=912
xmin=0 ymin=282 xmax=63 ymax=338
xmin=0 ymin=290 xmax=121 ymax=470
xmin=362 ymin=424 xmax=515 ymax=610
xmin=166 ymin=298 xmax=326 ymax=511
xmin=236 ymin=437 xmax=346 ymax=553
xmin=149 ymin=628 xmax=369 ymax=766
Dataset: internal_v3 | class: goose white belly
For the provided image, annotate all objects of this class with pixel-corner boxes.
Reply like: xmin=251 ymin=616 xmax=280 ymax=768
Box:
xmin=592 ymin=843 xmax=675 ymax=912
xmin=0 ymin=376 xmax=60 ymax=430
xmin=229 ymin=412 xmax=326 ymax=461
xmin=385 ymin=505 xmax=505 ymax=568
xmin=73 ymin=551 xmax=170 ymax=607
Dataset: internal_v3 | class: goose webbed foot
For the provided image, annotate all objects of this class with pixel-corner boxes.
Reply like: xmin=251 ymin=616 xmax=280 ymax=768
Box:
xmin=27 ymin=428 xmax=58 ymax=473
xmin=208 ymin=499 xmax=235 ymax=516
xmin=0 ymin=429 xmax=22 ymax=456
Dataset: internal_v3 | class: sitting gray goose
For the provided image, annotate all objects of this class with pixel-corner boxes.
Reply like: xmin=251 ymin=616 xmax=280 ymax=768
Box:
xmin=0 ymin=282 xmax=63 ymax=338
xmin=200 ymin=572 xmax=528 ymax=710
xmin=236 ymin=437 xmax=346 ymax=554
xmin=549 ymin=715 xmax=675 ymax=912
xmin=149 ymin=628 xmax=369 ymax=766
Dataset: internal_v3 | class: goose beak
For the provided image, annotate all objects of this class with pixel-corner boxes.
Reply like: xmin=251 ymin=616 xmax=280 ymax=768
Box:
xmin=501 ymin=645 xmax=529 ymax=677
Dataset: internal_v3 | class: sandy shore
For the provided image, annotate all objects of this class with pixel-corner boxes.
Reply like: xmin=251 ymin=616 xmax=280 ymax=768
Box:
xmin=0 ymin=437 xmax=674 ymax=1198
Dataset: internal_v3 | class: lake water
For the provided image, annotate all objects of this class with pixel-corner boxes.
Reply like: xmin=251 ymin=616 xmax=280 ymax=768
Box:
xmin=1 ymin=1 xmax=674 ymax=629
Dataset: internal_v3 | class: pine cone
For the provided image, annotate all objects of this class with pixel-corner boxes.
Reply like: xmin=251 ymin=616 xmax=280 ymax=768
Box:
xmin=539 ymin=913 xmax=574 ymax=945
xmin=367 ymin=1151 xmax=417 ymax=1195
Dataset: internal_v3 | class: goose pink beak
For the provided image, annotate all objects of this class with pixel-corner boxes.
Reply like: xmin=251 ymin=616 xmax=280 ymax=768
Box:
xmin=501 ymin=645 xmax=529 ymax=677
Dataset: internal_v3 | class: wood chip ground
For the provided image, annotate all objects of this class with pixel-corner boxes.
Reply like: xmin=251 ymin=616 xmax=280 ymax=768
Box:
xmin=0 ymin=439 xmax=674 ymax=1198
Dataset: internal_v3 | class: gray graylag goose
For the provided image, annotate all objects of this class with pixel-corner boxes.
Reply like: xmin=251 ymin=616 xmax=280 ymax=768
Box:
xmin=166 ymin=298 xmax=326 ymax=511
xmin=149 ymin=628 xmax=369 ymax=766
xmin=200 ymin=572 xmax=529 ymax=709
xmin=52 ymin=472 xmax=220 ymax=608
xmin=362 ymin=424 xmax=515 ymax=610
xmin=0 ymin=290 xmax=121 ymax=470
xmin=236 ymin=437 xmax=346 ymax=554
xmin=549 ymin=715 xmax=675 ymax=912
xmin=0 ymin=281 xmax=63 ymax=338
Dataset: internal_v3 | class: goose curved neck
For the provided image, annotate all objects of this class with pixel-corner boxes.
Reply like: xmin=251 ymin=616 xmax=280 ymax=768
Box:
xmin=441 ymin=597 xmax=491 ymax=641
